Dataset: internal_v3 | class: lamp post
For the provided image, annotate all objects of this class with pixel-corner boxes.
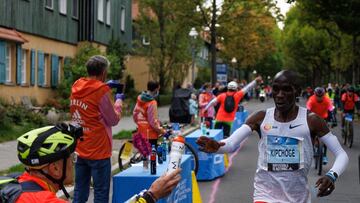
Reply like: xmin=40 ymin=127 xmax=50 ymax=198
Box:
xmin=231 ymin=57 xmax=237 ymax=79
xmin=189 ymin=27 xmax=198 ymax=83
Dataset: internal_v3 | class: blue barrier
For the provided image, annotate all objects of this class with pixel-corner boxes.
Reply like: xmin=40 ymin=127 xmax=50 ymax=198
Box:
xmin=231 ymin=110 xmax=248 ymax=134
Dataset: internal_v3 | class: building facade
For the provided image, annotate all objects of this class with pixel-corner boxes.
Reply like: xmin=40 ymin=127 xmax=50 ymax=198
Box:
xmin=0 ymin=0 xmax=132 ymax=105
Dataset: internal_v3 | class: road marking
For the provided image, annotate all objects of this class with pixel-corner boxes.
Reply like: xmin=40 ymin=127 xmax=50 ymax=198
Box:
xmin=208 ymin=138 xmax=248 ymax=203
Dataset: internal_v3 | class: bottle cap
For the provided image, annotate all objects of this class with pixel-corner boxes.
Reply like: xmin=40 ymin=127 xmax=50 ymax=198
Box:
xmin=173 ymin=136 xmax=185 ymax=143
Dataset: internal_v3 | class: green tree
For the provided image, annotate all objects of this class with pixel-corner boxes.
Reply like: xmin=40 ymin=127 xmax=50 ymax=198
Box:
xmin=135 ymin=0 xmax=198 ymax=93
xmin=287 ymin=0 xmax=360 ymax=84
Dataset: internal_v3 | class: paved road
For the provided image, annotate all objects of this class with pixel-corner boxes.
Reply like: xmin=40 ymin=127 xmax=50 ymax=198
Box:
xmin=198 ymin=98 xmax=360 ymax=203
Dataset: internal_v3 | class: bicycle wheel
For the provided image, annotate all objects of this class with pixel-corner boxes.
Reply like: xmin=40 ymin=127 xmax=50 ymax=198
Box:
xmin=342 ymin=123 xmax=347 ymax=145
xmin=184 ymin=142 xmax=199 ymax=175
xmin=118 ymin=141 xmax=142 ymax=171
xmin=314 ymin=145 xmax=319 ymax=170
xmin=318 ymin=144 xmax=323 ymax=176
xmin=347 ymin=121 xmax=354 ymax=148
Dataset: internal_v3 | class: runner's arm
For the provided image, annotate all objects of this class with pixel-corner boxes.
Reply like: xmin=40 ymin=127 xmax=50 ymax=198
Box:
xmin=204 ymin=98 xmax=218 ymax=111
xmin=319 ymin=132 xmax=349 ymax=176
xmin=217 ymin=110 xmax=265 ymax=153
xmin=241 ymin=78 xmax=258 ymax=94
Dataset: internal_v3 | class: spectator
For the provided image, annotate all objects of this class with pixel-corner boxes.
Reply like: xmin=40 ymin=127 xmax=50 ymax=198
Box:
xmin=70 ymin=55 xmax=122 ymax=203
xmin=189 ymin=93 xmax=198 ymax=126
xmin=199 ymin=83 xmax=215 ymax=128
xmin=133 ymin=81 xmax=166 ymax=148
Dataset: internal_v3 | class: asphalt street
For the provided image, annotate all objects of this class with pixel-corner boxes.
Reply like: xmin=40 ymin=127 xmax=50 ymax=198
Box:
xmin=198 ymin=98 xmax=360 ymax=203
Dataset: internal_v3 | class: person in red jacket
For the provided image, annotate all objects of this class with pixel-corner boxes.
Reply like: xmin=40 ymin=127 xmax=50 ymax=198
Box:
xmin=133 ymin=81 xmax=166 ymax=148
xmin=70 ymin=55 xmax=122 ymax=203
xmin=204 ymin=77 xmax=262 ymax=138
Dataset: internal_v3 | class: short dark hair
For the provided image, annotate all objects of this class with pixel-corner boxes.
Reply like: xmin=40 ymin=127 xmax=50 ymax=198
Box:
xmin=273 ymin=70 xmax=301 ymax=96
xmin=147 ymin=81 xmax=160 ymax=92
xmin=86 ymin=55 xmax=110 ymax=76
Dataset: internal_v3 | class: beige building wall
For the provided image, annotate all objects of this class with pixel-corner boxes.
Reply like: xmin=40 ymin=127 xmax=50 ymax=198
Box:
xmin=0 ymin=32 xmax=77 ymax=105
xmin=125 ymin=55 xmax=152 ymax=91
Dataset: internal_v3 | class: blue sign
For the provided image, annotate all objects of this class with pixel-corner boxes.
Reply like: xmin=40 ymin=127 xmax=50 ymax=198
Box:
xmin=216 ymin=63 xmax=228 ymax=83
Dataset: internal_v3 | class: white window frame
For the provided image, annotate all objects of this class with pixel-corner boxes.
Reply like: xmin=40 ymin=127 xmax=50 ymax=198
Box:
xmin=142 ymin=36 xmax=150 ymax=46
xmin=120 ymin=6 xmax=125 ymax=31
xmin=59 ymin=0 xmax=67 ymax=15
xmin=72 ymin=0 xmax=79 ymax=19
xmin=45 ymin=0 xmax=54 ymax=10
xmin=98 ymin=0 xmax=104 ymax=22
xmin=21 ymin=49 xmax=27 ymax=84
xmin=5 ymin=44 xmax=11 ymax=83
xmin=106 ymin=0 xmax=111 ymax=25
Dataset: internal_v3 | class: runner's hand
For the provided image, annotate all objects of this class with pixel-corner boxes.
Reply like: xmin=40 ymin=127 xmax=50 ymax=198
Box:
xmin=148 ymin=168 xmax=181 ymax=200
xmin=196 ymin=136 xmax=225 ymax=153
xmin=255 ymin=76 xmax=262 ymax=83
xmin=316 ymin=176 xmax=335 ymax=197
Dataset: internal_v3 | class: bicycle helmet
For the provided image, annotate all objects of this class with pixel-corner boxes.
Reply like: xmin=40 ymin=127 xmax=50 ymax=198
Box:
xmin=314 ymin=87 xmax=325 ymax=97
xmin=17 ymin=123 xmax=82 ymax=199
xmin=227 ymin=81 xmax=238 ymax=91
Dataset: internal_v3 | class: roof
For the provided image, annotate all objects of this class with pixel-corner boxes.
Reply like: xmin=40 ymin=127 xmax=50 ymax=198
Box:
xmin=0 ymin=27 xmax=28 ymax=43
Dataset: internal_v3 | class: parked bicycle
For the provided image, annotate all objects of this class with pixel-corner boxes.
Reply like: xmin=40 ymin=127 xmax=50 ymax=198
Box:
xmin=118 ymin=124 xmax=199 ymax=175
xmin=342 ymin=113 xmax=354 ymax=148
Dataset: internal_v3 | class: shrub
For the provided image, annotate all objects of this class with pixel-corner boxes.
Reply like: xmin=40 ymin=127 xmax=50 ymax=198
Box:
xmin=157 ymin=94 xmax=172 ymax=106
xmin=113 ymin=130 xmax=134 ymax=140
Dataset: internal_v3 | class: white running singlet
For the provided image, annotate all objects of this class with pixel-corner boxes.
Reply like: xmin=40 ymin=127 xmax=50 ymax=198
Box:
xmin=254 ymin=107 xmax=313 ymax=203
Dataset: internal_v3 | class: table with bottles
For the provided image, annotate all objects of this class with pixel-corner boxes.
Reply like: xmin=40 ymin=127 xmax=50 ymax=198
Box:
xmin=185 ymin=129 xmax=226 ymax=180
xmin=112 ymin=155 xmax=192 ymax=203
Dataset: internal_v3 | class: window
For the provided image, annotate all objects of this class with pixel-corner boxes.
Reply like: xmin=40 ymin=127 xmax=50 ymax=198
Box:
xmin=45 ymin=0 xmax=53 ymax=10
xmin=120 ymin=7 xmax=125 ymax=31
xmin=72 ymin=0 xmax=78 ymax=18
xmin=98 ymin=0 xmax=104 ymax=22
xmin=59 ymin=0 xmax=67 ymax=15
xmin=5 ymin=44 xmax=11 ymax=83
xmin=30 ymin=49 xmax=35 ymax=86
xmin=106 ymin=0 xmax=111 ymax=25
xmin=21 ymin=49 xmax=27 ymax=84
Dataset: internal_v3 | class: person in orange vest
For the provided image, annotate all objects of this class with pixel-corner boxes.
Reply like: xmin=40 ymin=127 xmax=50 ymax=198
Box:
xmin=70 ymin=55 xmax=122 ymax=203
xmin=205 ymin=77 xmax=262 ymax=138
xmin=133 ymin=81 xmax=166 ymax=148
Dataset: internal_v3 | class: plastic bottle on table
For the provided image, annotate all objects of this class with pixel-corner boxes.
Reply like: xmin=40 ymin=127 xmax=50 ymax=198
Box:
xmin=157 ymin=146 xmax=163 ymax=164
xmin=167 ymin=136 xmax=185 ymax=174
xmin=142 ymin=156 xmax=149 ymax=172
xmin=150 ymin=145 xmax=157 ymax=175
xmin=161 ymin=140 xmax=167 ymax=161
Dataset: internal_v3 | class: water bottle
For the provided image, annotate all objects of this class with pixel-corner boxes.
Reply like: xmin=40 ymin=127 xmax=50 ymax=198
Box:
xmin=167 ymin=136 xmax=185 ymax=174
xmin=157 ymin=146 xmax=163 ymax=164
xmin=150 ymin=145 xmax=157 ymax=175
xmin=164 ymin=137 xmax=170 ymax=154
xmin=142 ymin=156 xmax=149 ymax=172
xmin=201 ymin=121 xmax=207 ymax=136
xmin=161 ymin=141 xmax=167 ymax=161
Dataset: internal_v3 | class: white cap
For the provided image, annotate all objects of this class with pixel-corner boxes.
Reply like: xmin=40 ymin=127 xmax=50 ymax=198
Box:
xmin=227 ymin=81 xmax=238 ymax=90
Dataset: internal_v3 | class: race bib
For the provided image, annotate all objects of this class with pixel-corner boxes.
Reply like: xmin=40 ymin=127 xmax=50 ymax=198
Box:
xmin=266 ymin=135 xmax=304 ymax=171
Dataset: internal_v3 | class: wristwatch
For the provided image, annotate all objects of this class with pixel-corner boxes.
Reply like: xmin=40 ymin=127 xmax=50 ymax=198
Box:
xmin=325 ymin=170 xmax=338 ymax=182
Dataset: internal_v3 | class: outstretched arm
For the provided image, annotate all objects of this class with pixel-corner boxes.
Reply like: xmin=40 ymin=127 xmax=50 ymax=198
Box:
xmin=196 ymin=110 xmax=265 ymax=153
xmin=204 ymin=98 xmax=218 ymax=111
xmin=308 ymin=113 xmax=349 ymax=197
xmin=241 ymin=76 xmax=262 ymax=94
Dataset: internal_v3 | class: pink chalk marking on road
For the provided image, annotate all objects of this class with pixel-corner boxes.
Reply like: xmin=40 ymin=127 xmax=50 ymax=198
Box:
xmin=208 ymin=139 xmax=248 ymax=203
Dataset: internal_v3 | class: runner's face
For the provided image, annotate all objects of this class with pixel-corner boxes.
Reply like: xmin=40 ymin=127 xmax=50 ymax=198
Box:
xmin=272 ymin=78 xmax=296 ymax=112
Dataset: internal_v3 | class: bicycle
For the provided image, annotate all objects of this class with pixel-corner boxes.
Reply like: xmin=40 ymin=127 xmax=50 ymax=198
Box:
xmin=313 ymin=137 xmax=324 ymax=176
xmin=118 ymin=124 xmax=199 ymax=175
xmin=341 ymin=113 xmax=354 ymax=148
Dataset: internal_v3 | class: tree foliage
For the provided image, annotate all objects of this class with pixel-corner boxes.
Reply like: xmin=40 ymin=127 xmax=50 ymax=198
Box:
xmin=135 ymin=0 xmax=199 ymax=92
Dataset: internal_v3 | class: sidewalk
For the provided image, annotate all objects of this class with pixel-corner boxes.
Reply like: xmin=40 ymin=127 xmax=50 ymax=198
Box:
xmin=0 ymin=105 xmax=171 ymax=171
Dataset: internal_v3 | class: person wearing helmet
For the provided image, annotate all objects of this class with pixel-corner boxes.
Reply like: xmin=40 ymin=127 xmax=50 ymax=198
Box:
xmin=306 ymin=87 xmax=335 ymax=164
xmin=205 ymin=77 xmax=262 ymax=138
xmin=69 ymin=55 xmax=123 ymax=203
xmin=341 ymin=86 xmax=360 ymax=129
xmin=10 ymin=124 xmax=181 ymax=203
